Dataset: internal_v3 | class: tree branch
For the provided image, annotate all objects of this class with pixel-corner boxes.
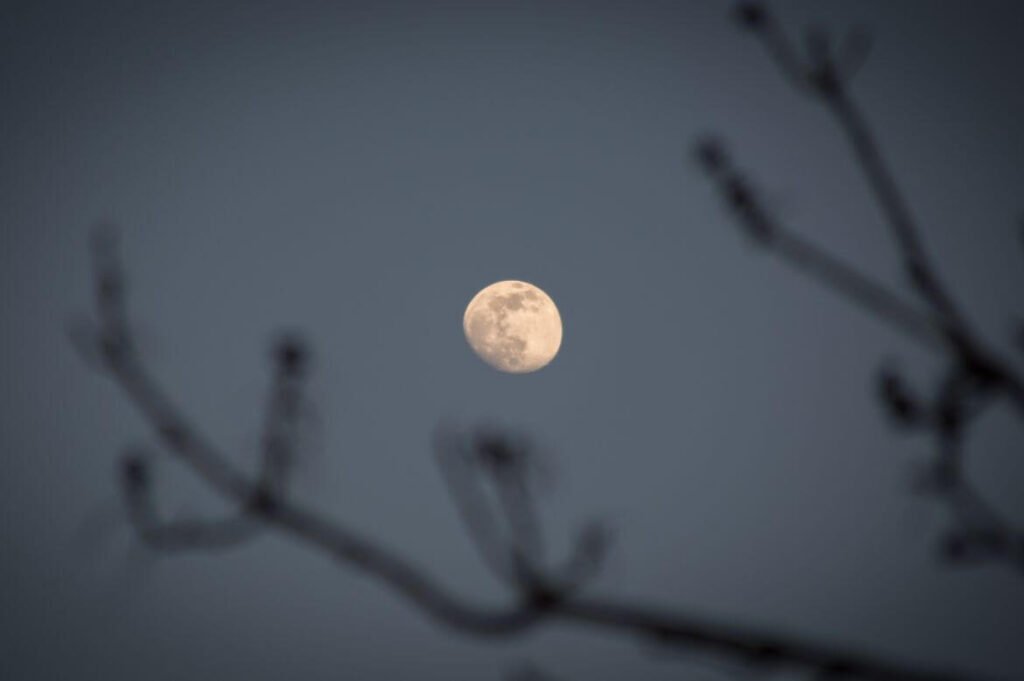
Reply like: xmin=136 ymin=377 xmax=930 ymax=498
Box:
xmin=78 ymin=228 xmax=991 ymax=680
xmin=695 ymin=140 xmax=945 ymax=351
xmin=702 ymin=2 xmax=1024 ymax=575
xmin=117 ymin=447 xmax=258 ymax=552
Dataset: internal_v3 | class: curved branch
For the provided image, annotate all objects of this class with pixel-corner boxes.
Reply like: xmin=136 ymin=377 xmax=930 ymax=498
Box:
xmin=80 ymin=229 xmax=991 ymax=681
xmin=733 ymin=2 xmax=1024 ymax=417
xmin=118 ymin=448 xmax=259 ymax=552
xmin=695 ymin=139 xmax=944 ymax=351
xmin=707 ymin=2 xmax=1024 ymax=576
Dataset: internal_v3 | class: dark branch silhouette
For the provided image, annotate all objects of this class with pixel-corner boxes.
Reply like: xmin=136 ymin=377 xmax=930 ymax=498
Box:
xmin=78 ymin=226 xmax=989 ymax=681
xmin=72 ymin=4 xmax=1017 ymax=680
xmin=699 ymin=2 xmax=1024 ymax=573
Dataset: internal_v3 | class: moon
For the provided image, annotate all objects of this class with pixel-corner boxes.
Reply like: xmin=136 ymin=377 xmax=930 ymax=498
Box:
xmin=463 ymin=280 xmax=562 ymax=373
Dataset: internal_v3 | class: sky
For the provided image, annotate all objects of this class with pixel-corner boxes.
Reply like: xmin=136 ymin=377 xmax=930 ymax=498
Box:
xmin=2 ymin=1 xmax=1023 ymax=679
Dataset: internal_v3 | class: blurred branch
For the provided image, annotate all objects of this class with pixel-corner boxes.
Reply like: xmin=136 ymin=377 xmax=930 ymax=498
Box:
xmin=112 ymin=331 xmax=312 ymax=554
xmin=739 ymin=3 xmax=962 ymax=325
xmin=256 ymin=333 xmax=308 ymax=499
xmin=700 ymin=2 xmax=1024 ymax=574
xmin=76 ymin=229 xmax=989 ymax=681
xmin=694 ymin=141 xmax=943 ymax=350
xmin=80 ymin=229 xmax=545 ymax=632
xmin=118 ymin=447 xmax=258 ymax=552
xmin=73 ymin=5 xmax=1017 ymax=677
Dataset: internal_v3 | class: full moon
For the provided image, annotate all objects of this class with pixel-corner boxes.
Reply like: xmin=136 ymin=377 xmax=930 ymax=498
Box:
xmin=463 ymin=280 xmax=562 ymax=373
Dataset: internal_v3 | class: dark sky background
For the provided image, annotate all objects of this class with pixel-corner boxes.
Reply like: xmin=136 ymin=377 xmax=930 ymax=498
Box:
xmin=2 ymin=1 xmax=1023 ymax=679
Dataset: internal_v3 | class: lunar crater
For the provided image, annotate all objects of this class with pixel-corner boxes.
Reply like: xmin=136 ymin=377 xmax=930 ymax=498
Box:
xmin=463 ymin=280 xmax=562 ymax=373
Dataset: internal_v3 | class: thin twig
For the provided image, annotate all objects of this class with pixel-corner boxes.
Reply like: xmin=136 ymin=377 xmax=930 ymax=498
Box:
xmin=695 ymin=141 xmax=944 ymax=351
xmin=707 ymin=2 xmax=1024 ymax=574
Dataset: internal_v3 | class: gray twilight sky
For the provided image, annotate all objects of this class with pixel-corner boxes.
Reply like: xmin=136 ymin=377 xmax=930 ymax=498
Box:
xmin=2 ymin=1 xmax=1023 ymax=680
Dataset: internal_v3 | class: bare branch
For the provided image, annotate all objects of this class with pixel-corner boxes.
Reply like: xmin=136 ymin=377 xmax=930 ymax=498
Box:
xmin=77 ymin=4 xmax=1018 ymax=671
xmin=474 ymin=429 xmax=548 ymax=581
xmin=702 ymin=2 xmax=1024 ymax=575
xmin=923 ymin=371 xmax=1024 ymax=571
xmin=119 ymin=449 xmax=258 ymax=552
xmin=695 ymin=138 xmax=944 ymax=350
xmin=90 ymin=237 xmax=252 ymax=502
xmin=87 ymin=232 xmax=543 ymax=632
xmin=435 ymin=426 xmax=606 ymax=597
xmin=734 ymin=3 xmax=808 ymax=92
xmin=558 ymin=522 xmax=611 ymax=586
xmin=829 ymin=95 xmax=964 ymax=325
xmin=256 ymin=334 xmax=309 ymax=500
xmin=434 ymin=426 xmax=524 ymax=585
xmin=737 ymin=3 xmax=963 ymax=326
xmin=736 ymin=4 xmax=1024 ymax=419
xmin=836 ymin=27 xmax=873 ymax=83
xmin=78 ymin=228 xmax=991 ymax=681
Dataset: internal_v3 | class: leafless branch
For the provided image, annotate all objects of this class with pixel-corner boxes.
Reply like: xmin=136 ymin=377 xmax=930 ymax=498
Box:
xmin=72 ymin=4 xmax=1018 ymax=675
xmin=701 ymin=2 xmax=1024 ymax=574
xmin=118 ymin=447 xmax=258 ymax=552
xmin=76 ymin=228 xmax=991 ymax=681
xmin=694 ymin=141 xmax=944 ymax=350
xmin=256 ymin=332 xmax=308 ymax=498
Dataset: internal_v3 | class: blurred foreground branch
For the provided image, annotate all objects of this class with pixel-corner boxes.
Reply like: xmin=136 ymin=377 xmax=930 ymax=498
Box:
xmin=698 ymin=1 xmax=1024 ymax=574
xmin=75 ymin=227 xmax=988 ymax=681
xmin=72 ymin=4 xmax=1017 ymax=679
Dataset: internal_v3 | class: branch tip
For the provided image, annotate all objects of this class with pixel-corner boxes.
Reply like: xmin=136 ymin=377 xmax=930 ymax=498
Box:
xmin=120 ymin=452 xmax=149 ymax=489
xmin=694 ymin=137 xmax=728 ymax=174
xmin=274 ymin=334 xmax=309 ymax=376
xmin=734 ymin=2 xmax=767 ymax=30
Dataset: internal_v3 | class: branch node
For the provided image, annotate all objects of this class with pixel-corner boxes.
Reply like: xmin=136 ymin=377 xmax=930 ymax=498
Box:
xmin=248 ymin=487 xmax=279 ymax=517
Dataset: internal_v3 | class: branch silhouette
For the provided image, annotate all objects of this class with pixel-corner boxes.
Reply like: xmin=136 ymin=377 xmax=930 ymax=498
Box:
xmin=699 ymin=2 xmax=1024 ymax=573
xmin=71 ymin=4 xmax=1017 ymax=679
xmin=77 ymin=226 xmax=990 ymax=681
